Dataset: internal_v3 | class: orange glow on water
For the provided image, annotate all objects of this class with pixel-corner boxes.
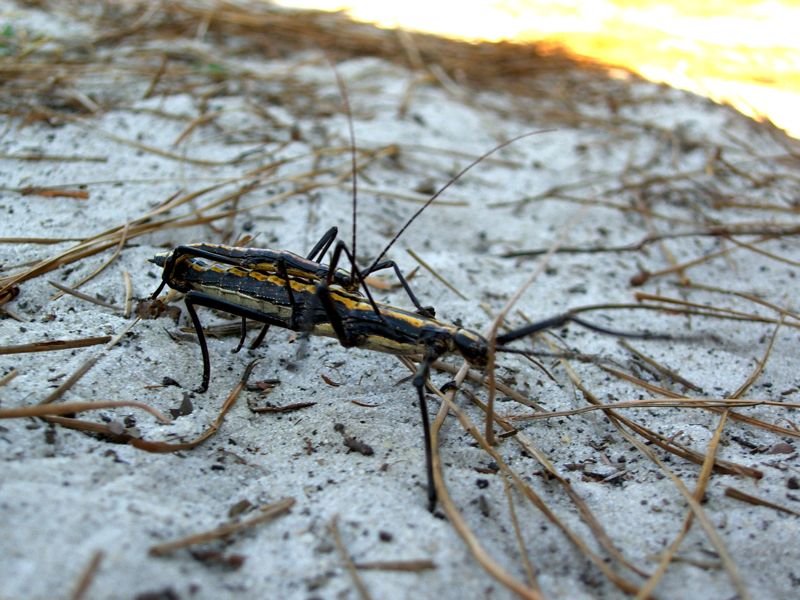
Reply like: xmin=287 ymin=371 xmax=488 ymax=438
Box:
xmin=275 ymin=0 xmax=800 ymax=139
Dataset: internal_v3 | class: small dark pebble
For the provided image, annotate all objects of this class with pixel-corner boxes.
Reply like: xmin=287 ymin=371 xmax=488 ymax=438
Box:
xmin=767 ymin=442 xmax=794 ymax=454
xmin=228 ymin=499 xmax=252 ymax=518
xmin=478 ymin=495 xmax=490 ymax=517
xmin=378 ymin=531 xmax=393 ymax=542
xmin=189 ymin=550 xmax=245 ymax=570
xmin=135 ymin=589 xmax=180 ymax=600
xmin=343 ymin=436 xmax=374 ymax=456
xmin=170 ymin=395 xmax=193 ymax=418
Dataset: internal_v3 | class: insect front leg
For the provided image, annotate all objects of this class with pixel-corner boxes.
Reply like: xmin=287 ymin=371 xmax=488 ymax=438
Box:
xmin=305 ymin=226 xmax=339 ymax=262
xmin=322 ymin=238 xmax=435 ymax=318
xmin=362 ymin=259 xmax=435 ymax=317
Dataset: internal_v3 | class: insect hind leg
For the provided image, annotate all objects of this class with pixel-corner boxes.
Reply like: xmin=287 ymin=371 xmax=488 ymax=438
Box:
xmin=233 ymin=317 xmax=248 ymax=353
xmin=249 ymin=323 xmax=270 ymax=350
xmin=232 ymin=257 xmax=295 ymax=353
xmin=411 ymin=347 xmax=445 ymax=512
xmin=183 ymin=291 xmax=214 ymax=393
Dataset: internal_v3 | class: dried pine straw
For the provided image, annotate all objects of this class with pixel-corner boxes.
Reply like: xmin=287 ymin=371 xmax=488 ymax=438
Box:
xmin=1 ymin=1 xmax=799 ymax=599
xmin=329 ymin=516 xmax=374 ymax=600
xmin=0 ymin=400 xmax=170 ymax=423
xmin=148 ymin=497 xmax=295 ymax=556
xmin=69 ymin=550 xmax=104 ymax=600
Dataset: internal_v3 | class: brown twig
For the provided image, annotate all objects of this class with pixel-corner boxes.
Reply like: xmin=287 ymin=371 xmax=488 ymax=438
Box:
xmin=329 ymin=516 xmax=373 ymax=600
xmin=149 ymin=497 xmax=295 ymax=556
xmin=0 ymin=400 xmax=170 ymax=423
xmin=0 ymin=336 xmax=112 ymax=355
xmin=354 ymin=559 xmax=436 ymax=571
xmin=69 ymin=551 xmax=104 ymax=600
xmin=724 ymin=487 xmax=800 ymax=517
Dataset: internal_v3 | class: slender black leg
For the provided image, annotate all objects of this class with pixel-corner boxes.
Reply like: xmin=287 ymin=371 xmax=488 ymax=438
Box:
xmin=249 ymin=323 xmax=270 ymax=350
xmin=150 ymin=280 xmax=167 ymax=300
xmin=412 ymin=350 xmax=440 ymax=512
xmin=231 ymin=258 xmax=293 ymax=352
xmin=236 ymin=259 xmax=289 ymax=351
xmin=274 ymin=258 xmax=297 ymax=329
xmin=495 ymin=313 xmax=571 ymax=345
xmin=180 ymin=291 xmax=288 ymax=392
xmin=306 ymin=226 xmax=339 ymax=261
xmin=314 ymin=281 xmax=356 ymax=347
xmin=233 ymin=317 xmax=248 ymax=353
xmin=184 ymin=291 xmax=212 ymax=393
xmin=362 ymin=259 xmax=435 ymax=317
xmin=326 ymin=241 xmax=385 ymax=321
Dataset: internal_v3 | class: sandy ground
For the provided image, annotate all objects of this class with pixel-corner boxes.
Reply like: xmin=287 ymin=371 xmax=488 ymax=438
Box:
xmin=1 ymin=2 xmax=799 ymax=600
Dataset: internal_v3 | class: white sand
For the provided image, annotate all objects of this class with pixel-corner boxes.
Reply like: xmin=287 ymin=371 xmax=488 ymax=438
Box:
xmin=1 ymin=3 xmax=799 ymax=600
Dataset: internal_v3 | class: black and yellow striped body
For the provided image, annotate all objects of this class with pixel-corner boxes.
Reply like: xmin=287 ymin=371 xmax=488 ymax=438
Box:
xmin=151 ymin=247 xmax=490 ymax=367
xmin=161 ymin=243 xmax=356 ymax=289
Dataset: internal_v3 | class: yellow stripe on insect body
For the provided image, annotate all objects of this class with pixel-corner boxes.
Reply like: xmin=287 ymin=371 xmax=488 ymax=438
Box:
xmin=186 ymin=258 xmax=318 ymax=293
xmin=177 ymin=242 xmax=357 ymax=290
xmin=180 ymin=256 xmax=466 ymax=352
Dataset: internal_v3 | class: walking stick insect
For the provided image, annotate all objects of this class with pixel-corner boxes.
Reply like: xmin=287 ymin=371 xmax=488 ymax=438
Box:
xmin=150 ymin=76 xmax=664 ymax=511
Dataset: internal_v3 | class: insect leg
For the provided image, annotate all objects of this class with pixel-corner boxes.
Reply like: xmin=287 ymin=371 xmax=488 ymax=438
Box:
xmin=275 ymin=258 xmax=297 ymax=328
xmin=168 ymin=245 xmax=249 ymax=268
xmin=231 ymin=258 xmax=293 ymax=354
xmin=248 ymin=323 xmax=270 ymax=350
xmin=150 ymin=280 xmax=167 ymax=300
xmin=183 ymin=291 xmax=213 ymax=393
xmin=162 ymin=245 xmax=294 ymax=279
xmin=306 ymin=226 xmax=339 ymax=262
xmin=182 ymin=291 xmax=288 ymax=392
xmin=362 ymin=259 xmax=435 ymax=317
xmin=313 ymin=280 xmax=357 ymax=347
xmin=326 ymin=240 xmax=386 ymax=321
xmin=411 ymin=348 xmax=443 ymax=512
xmin=233 ymin=317 xmax=248 ymax=353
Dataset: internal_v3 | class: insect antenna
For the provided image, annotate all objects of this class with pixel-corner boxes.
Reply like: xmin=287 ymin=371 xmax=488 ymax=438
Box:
xmin=495 ymin=312 xmax=675 ymax=347
xmin=328 ymin=58 xmax=359 ymax=284
xmin=491 ymin=345 xmax=635 ymax=376
xmin=367 ymin=129 xmax=552 ymax=273
xmin=493 ymin=345 xmax=600 ymax=362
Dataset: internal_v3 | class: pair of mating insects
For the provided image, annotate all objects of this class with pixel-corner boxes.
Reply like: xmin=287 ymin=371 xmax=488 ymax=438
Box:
xmin=150 ymin=128 xmax=656 ymax=511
